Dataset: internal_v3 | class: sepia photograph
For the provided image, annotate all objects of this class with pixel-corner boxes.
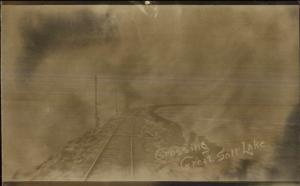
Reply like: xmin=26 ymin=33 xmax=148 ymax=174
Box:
xmin=1 ymin=1 xmax=299 ymax=185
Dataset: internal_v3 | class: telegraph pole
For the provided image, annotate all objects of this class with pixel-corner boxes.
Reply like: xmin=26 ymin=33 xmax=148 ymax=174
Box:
xmin=94 ymin=75 xmax=99 ymax=127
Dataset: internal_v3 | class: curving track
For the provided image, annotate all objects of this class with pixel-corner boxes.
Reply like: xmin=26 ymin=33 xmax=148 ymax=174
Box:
xmin=80 ymin=104 xmax=188 ymax=181
xmin=82 ymin=115 xmax=137 ymax=180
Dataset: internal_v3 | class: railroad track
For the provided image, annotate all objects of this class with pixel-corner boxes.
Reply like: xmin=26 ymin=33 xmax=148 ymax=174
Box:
xmin=82 ymin=114 xmax=137 ymax=181
xmin=28 ymin=105 xmax=190 ymax=181
xmin=81 ymin=105 xmax=186 ymax=181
